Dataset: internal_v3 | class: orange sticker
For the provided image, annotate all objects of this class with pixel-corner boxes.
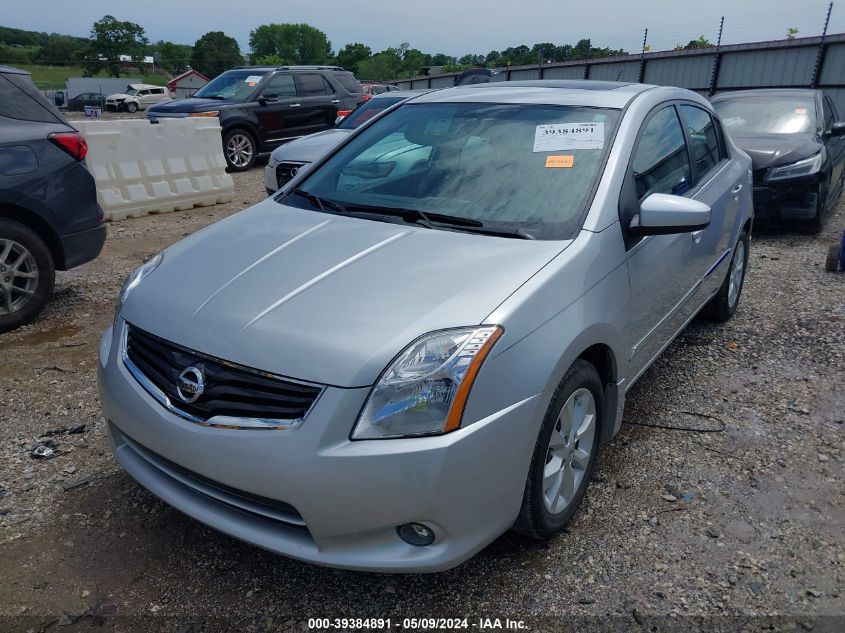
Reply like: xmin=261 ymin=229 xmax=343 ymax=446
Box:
xmin=545 ymin=155 xmax=574 ymax=168
xmin=795 ymin=107 xmax=807 ymax=114
xmin=247 ymin=82 xmax=257 ymax=87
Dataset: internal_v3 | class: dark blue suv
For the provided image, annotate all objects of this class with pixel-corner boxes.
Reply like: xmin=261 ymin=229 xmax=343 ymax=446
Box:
xmin=0 ymin=65 xmax=106 ymax=333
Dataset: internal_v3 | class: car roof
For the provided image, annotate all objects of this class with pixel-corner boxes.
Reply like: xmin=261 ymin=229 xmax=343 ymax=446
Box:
xmin=372 ymin=89 xmax=433 ymax=99
xmin=711 ymin=88 xmax=820 ymax=100
xmin=128 ymin=83 xmax=163 ymax=90
xmin=0 ymin=65 xmax=29 ymax=75
xmin=411 ymin=80 xmax=658 ymax=109
xmin=229 ymin=66 xmax=346 ymax=72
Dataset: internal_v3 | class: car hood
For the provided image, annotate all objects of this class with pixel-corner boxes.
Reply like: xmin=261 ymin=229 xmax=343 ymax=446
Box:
xmin=122 ymin=200 xmax=568 ymax=387
xmin=148 ymin=97 xmax=239 ymax=113
xmin=271 ymin=129 xmax=352 ymax=163
xmin=729 ymin=133 xmax=822 ymax=171
xmin=106 ymin=93 xmax=134 ymax=100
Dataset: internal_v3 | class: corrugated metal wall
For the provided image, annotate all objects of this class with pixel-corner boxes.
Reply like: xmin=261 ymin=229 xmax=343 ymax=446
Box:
xmin=393 ymin=33 xmax=845 ymax=117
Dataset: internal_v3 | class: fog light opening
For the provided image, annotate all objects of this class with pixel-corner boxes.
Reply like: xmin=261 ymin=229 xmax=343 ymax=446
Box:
xmin=398 ymin=522 xmax=435 ymax=546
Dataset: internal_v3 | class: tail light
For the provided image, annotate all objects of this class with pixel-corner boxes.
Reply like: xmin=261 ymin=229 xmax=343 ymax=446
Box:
xmin=336 ymin=109 xmax=352 ymax=119
xmin=361 ymin=94 xmax=372 ymax=102
xmin=49 ymin=132 xmax=87 ymax=161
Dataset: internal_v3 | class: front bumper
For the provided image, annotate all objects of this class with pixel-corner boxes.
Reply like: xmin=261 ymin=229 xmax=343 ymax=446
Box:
xmin=264 ymin=161 xmax=278 ymax=195
xmin=97 ymin=323 xmax=542 ymax=572
xmin=751 ymin=173 xmax=821 ymax=221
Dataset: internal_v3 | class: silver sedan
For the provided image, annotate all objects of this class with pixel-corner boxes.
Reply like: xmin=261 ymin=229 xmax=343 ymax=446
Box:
xmin=99 ymin=80 xmax=753 ymax=572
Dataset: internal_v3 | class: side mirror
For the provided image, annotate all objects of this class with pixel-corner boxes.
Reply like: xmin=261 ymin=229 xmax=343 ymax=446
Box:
xmin=258 ymin=94 xmax=279 ymax=105
xmin=825 ymin=122 xmax=845 ymax=138
xmin=630 ymin=193 xmax=711 ymax=236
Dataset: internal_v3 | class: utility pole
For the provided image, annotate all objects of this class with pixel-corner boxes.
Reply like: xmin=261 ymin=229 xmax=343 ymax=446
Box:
xmin=811 ymin=2 xmax=833 ymax=88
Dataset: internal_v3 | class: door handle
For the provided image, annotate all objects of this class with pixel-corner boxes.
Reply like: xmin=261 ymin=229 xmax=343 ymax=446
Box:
xmin=331 ymin=99 xmax=340 ymax=104
xmin=731 ymin=184 xmax=743 ymax=197
xmin=290 ymin=103 xmax=301 ymax=108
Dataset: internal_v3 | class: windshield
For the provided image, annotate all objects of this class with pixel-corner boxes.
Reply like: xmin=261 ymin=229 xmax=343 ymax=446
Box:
xmin=195 ymin=71 xmax=265 ymax=100
xmin=125 ymin=89 xmax=138 ymax=96
xmin=292 ymin=102 xmax=619 ymax=239
xmin=712 ymin=95 xmax=817 ymax=134
xmin=337 ymin=97 xmax=405 ymax=130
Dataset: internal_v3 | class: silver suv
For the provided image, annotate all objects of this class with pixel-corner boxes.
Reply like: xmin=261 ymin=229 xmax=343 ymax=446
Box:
xmin=99 ymin=80 xmax=753 ymax=572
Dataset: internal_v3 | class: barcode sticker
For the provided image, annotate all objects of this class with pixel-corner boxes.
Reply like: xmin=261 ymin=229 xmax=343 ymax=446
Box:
xmin=534 ymin=122 xmax=604 ymax=152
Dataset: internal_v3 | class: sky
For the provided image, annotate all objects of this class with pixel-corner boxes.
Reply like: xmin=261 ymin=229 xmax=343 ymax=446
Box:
xmin=4 ymin=0 xmax=844 ymax=57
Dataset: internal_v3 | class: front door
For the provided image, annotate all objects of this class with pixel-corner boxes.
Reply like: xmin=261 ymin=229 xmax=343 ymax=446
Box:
xmin=623 ymin=104 xmax=700 ymax=379
xmin=676 ymin=103 xmax=746 ymax=306
xmin=254 ymin=73 xmax=299 ymax=144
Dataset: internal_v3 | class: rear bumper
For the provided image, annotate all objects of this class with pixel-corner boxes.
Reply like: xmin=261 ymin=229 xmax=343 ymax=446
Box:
xmin=59 ymin=220 xmax=106 ymax=270
xmin=752 ymin=175 xmax=821 ymax=221
xmin=98 ymin=323 xmax=542 ymax=572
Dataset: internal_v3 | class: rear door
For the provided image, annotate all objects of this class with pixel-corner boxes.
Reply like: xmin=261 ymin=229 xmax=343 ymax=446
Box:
xmin=622 ymin=104 xmax=699 ymax=378
xmin=293 ymin=73 xmax=338 ymax=136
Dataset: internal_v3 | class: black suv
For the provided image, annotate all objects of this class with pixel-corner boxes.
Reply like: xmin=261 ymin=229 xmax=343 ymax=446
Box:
xmin=147 ymin=66 xmax=365 ymax=171
xmin=0 ymin=65 xmax=106 ymax=333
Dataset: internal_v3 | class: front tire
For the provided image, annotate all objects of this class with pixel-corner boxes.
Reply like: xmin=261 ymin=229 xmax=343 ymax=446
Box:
xmin=705 ymin=230 xmax=749 ymax=322
xmin=0 ymin=219 xmax=55 ymax=333
xmin=513 ymin=359 xmax=603 ymax=539
xmin=125 ymin=102 xmax=138 ymax=113
xmin=223 ymin=129 xmax=257 ymax=171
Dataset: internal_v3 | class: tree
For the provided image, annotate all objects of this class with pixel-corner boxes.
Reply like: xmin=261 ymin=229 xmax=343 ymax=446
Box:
xmin=191 ymin=31 xmax=242 ymax=78
xmin=357 ymin=49 xmax=403 ymax=81
xmin=337 ymin=42 xmax=371 ymax=75
xmin=34 ymin=35 xmax=86 ymax=66
xmin=249 ymin=23 xmax=331 ymax=65
xmin=684 ymin=35 xmax=713 ymax=49
xmin=786 ymin=27 xmax=799 ymax=39
xmin=153 ymin=40 xmax=193 ymax=74
xmin=82 ymin=15 xmax=148 ymax=77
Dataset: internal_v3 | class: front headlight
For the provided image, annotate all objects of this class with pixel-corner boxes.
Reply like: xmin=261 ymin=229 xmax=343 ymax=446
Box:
xmin=114 ymin=253 xmax=164 ymax=325
xmin=190 ymin=110 xmax=220 ymax=118
xmin=352 ymin=326 xmax=503 ymax=440
xmin=766 ymin=149 xmax=825 ymax=182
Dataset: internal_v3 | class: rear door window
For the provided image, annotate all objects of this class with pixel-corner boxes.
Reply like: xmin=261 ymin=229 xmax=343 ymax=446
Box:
xmin=632 ymin=106 xmax=691 ymax=199
xmin=297 ymin=74 xmax=330 ymax=97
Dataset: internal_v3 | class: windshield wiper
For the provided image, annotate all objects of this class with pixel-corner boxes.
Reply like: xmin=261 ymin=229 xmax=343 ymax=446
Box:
xmin=289 ymin=188 xmax=347 ymax=214
xmin=342 ymin=203 xmax=535 ymax=239
xmin=200 ymin=95 xmax=226 ymax=100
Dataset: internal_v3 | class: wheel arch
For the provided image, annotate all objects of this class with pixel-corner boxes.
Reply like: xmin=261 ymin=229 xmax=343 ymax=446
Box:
xmin=0 ymin=203 xmax=63 ymax=268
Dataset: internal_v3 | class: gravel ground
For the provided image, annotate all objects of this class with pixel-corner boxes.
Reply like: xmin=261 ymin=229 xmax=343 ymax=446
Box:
xmin=0 ymin=169 xmax=843 ymax=632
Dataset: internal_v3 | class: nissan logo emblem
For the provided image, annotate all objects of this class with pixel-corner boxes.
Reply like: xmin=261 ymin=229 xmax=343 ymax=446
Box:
xmin=176 ymin=366 xmax=205 ymax=404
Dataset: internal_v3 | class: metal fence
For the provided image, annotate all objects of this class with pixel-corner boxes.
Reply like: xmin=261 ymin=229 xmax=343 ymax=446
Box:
xmin=394 ymin=33 xmax=845 ymax=118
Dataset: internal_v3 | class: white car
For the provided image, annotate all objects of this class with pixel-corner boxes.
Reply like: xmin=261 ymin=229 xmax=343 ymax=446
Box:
xmin=265 ymin=90 xmax=429 ymax=194
xmin=105 ymin=84 xmax=171 ymax=113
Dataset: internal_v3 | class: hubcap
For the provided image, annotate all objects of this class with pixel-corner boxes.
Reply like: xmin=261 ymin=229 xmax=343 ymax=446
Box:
xmin=226 ymin=134 xmax=254 ymax=168
xmin=0 ymin=239 xmax=39 ymax=317
xmin=728 ymin=240 xmax=746 ymax=308
xmin=543 ymin=388 xmax=597 ymax=514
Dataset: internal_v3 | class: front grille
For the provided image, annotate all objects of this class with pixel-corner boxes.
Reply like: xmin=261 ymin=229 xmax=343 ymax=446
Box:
xmin=124 ymin=324 xmax=322 ymax=423
xmin=276 ymin=161 xmax=308 ymax=189
xmin=112 ymin=424 xmax=308 ymax=531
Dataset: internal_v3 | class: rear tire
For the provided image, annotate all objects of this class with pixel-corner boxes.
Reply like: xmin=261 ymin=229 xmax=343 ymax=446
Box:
xmin=705 ymin=230 xmax=749 ymax=323
xmin=0 ymin=219 xmax=55 ymax=333
xmin=513 ymin=359 xmax=603 ymax=539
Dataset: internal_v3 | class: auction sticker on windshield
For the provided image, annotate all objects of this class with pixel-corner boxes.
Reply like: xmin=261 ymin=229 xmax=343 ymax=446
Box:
xmin=533 ymin=122 xmax=604 ymax=152
xmin=244 ymin=75 xmax=264 ymax=84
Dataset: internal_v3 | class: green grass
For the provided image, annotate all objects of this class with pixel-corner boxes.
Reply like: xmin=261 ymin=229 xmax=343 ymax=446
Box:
xmin=15 ymin=64 xmax=169 ymax=89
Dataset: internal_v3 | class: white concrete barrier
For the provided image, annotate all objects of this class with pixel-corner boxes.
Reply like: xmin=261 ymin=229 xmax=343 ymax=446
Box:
xmin=75 ymin=118 xmax=235 ymax=221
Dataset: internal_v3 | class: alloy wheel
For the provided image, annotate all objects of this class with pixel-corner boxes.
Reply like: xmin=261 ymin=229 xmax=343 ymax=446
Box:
xmin=226 ymin=133 xmax=254 ymax=168
xmin=728 ymin=240 xmax=746 ymax=309
xmin=543 ymin=387 xmax=597 ymax=514
xmin=0 ymin=238 xmax=39 ymax=317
